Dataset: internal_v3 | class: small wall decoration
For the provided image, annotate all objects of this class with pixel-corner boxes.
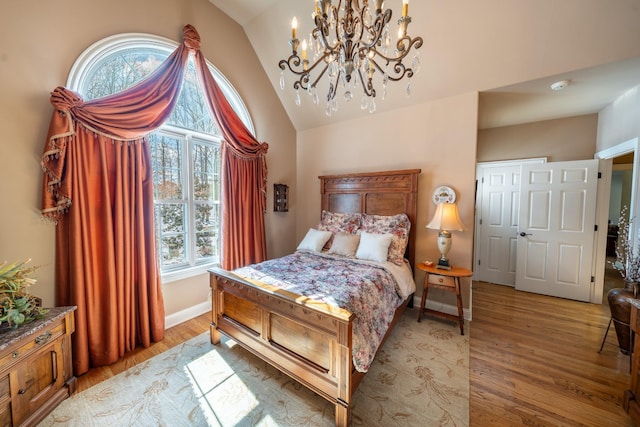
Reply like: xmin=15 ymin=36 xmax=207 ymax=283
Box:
xmin=274 ymin=183 xmax=289 ymax=212
xmin=431 ymin=185 xmax=457 ymax=204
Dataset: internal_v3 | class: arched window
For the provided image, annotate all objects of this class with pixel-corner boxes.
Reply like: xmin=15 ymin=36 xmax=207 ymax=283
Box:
xmin=68 ymin=33 xmax=254 ymax=281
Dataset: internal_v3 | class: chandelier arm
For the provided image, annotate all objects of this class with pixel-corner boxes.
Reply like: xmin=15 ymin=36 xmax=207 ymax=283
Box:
xmin=366 ymin=78 xmax=376 ymax=98
xmin=279 ymin=53 xmax=331 ymax=92
xmin=315 ymin=14 xmax=338 ymax=52
xmin=310 ymin=63 xmax=330 ymax=89
xmin=368 ymin=57 xmax=386 ymax=76
xmin=279 ymin=50 xmax=335 ymax=77
xmin=356 ymin=69 xmax=375 ymax=98
xmin=364 ymin=52 xmax=414 ymax=82
xmin=366 ymin=9 xmax=392 ymax=48
xmin=278 ymin=54 xmax=302 ymax=74
xmin=389 ymin=63 xmax=412 ymax=82
xmin=326 ymin=70 xmax=342 ymax=102
xmin=367 ymin=36 xmax=423 ymax=64
xmin=395 ymin=36 xmax=424 ymax=57
xmin=293 ymin=73 xmax=311 ymax=92
xmin=331 ymin=2 xmax=341 ymax=45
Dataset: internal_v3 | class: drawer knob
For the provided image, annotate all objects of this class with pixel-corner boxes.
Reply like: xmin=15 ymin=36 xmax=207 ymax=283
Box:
xmin=18 ymin=389 xmax=26 ymax=395
xmin=12 ymin=351 xmax=19 ymax=358
xmin=438 ymin=278 xmax=444 ymax=283
xmin=35 ymin=331 xmax=52 ymax=345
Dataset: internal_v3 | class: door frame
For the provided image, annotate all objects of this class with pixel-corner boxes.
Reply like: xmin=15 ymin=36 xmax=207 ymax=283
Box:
xmin=594 ymin=137 xmax=639 ymax=304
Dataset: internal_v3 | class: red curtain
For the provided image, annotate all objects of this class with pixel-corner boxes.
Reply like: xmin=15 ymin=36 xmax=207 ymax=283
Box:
xmin=193 ymin=49 xmax=269 ymax=270
xmin=41 ymin=25 xmax=268 ymax=375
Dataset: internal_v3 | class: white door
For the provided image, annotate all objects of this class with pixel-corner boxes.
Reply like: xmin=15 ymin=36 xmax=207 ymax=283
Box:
xmin=476 ymin=165 xmax=521 ymax=285
xmin=516 ymin=159 xmax=599 ymax=301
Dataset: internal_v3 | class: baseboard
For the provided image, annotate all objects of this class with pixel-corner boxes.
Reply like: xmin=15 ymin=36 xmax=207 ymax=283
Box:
xmin=165 ymin=301 xmax=211 ymax=329
xmin=411 ymin=295 xmax=471 ymax=321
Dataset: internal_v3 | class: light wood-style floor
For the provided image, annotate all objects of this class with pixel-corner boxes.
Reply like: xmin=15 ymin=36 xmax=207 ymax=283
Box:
xmin=470 ymin=281 xmax=633 ymax=427
xmin=74 ymin=282 xmax=635 ymax=426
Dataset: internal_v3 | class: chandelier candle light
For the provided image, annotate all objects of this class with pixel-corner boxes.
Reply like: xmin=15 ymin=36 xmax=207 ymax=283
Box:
xmin=278 ymin=0 xmax=423 ymax=116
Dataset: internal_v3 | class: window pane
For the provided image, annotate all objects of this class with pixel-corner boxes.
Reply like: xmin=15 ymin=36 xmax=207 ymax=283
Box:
xmin=195 ymin=231 xmax=217 ymax=260
xmin=158 ymin=204 xmax=185 ymax=233
xmin=155 ymin=203 xmax=187 ymax=269
xmin=195 ymin=202 xmax=219 ymax=260
xmin=149 ymin=133 xmax=183 ymax=200
xmin=84 ymin=49 xmax=167 ymax=100
xmin=193 ymin=141 xmax=220 ymax=201
xmin=167 ymin=60 xmax=220 ymax=134
xmin=160 ymin=235 xmax=186 ymax=267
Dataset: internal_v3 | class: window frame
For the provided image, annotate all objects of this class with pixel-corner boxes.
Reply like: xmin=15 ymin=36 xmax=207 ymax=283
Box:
xmin=67 ymin=32 xmax=255 ymax=283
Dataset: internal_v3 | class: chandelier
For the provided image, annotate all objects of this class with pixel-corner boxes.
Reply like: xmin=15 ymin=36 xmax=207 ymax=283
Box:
xmin=278 ymin=0 xmax=423 ymax=116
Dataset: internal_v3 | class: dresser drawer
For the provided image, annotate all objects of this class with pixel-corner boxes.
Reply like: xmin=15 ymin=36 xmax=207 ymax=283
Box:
xmin=427 ymin=273 xmax=455 ymax=288
xmin=0 ymin=318 xmax=66 ymax=372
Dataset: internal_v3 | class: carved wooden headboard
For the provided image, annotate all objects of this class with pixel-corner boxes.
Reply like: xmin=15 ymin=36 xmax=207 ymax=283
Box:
xmin=318 ymin=169 xmax=421 ymax=268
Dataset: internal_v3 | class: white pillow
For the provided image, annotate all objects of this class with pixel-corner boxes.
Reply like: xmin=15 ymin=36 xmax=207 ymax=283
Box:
xmin=328 ymin=232 xmax=361 ymax=257
xmin=297 ymin=228 xmax=333 ymax=252
xmin=355 ymin=232 xmax=393 ymax=263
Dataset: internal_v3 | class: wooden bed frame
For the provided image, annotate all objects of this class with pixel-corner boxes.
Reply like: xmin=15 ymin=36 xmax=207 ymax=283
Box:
xmin=209 ymin=169 xmax=420 ymax=426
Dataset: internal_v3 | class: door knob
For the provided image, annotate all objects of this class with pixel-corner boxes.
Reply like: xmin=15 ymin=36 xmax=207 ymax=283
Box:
xmin=519 ymin=232 xmax=532 ymax=237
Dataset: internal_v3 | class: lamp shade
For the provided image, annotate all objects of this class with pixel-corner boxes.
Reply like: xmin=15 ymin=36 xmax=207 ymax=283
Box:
xmin=426 ymin=202 xmax=464 ymax=231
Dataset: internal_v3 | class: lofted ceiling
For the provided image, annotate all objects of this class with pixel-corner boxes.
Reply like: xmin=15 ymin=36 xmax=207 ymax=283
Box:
xmin=209 ymin=0 xmax=640 ymax=132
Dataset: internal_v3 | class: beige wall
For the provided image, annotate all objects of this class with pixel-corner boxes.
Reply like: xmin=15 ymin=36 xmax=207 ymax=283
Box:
xmin=598 ymin=84 xmax=640 ymax=152
xmin=297 ymin=92 xmax=479 ymax=311
xmin=0 ymin=0 xmax=296 ymax=316
xmin=477 ymin=114 xmax=599 ymax=163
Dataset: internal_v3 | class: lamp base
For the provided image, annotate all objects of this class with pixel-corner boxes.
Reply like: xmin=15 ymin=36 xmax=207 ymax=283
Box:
xmin=436 ymin=258 xmax=451 ymax=270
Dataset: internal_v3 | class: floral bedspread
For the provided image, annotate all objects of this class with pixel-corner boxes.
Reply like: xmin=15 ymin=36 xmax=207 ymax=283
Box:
xmin=233 ymin=251 xmax=404 ymax=372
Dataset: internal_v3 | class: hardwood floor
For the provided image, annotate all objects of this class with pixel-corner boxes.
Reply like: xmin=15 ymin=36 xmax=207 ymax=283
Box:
xmin=75 ymin=313 xmax=211 ymax=392
xmin=75 ymin=283 xmax=634 ymax=426
xmin=470 ymin=281 xmax=633 ymax=427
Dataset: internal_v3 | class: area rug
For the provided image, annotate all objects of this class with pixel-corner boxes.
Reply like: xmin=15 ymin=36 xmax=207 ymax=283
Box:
xmin=39 ymin=308 xmax=469 ymax=426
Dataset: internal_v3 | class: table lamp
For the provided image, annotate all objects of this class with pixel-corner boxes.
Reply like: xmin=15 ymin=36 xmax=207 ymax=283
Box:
xmin=426 ymin=202 xmax=464 ymax=270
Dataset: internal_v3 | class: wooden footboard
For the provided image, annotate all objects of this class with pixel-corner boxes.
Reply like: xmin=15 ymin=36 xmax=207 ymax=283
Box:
xmin=209 ymin=267 xmax=410 ymax=426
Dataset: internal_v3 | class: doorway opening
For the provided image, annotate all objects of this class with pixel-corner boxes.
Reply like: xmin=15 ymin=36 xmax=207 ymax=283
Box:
xmin=604 ymin=153 xmax=634 ymax=299
xmin=595 ymin=137 xmax=639 ymax=305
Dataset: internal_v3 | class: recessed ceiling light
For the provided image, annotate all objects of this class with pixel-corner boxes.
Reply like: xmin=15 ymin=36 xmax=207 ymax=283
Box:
xmin=550 ymin=80 xmax=571 ymax=91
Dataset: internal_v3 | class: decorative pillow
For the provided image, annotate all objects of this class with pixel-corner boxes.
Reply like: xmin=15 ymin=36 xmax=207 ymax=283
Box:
xmin=355 ymin=232 xmax=393 ymax=263
xmin=361 ymin=213 xmax=411 ymax=265
xmin=328 ymin=232 xmax=361 ymax=257
xmin=297 ymin=228 xmax=333 ymax=253
xmin=316 ymin=210 xmax=362 ymax=249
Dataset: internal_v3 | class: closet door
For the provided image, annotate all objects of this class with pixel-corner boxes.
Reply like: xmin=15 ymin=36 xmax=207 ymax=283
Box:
xmin=515 ymin=159 xmax=598 ymax=302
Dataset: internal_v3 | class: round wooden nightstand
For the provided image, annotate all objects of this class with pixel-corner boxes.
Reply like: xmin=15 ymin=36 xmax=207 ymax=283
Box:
xmin=416 ymin=262 xmax=472 ymax=335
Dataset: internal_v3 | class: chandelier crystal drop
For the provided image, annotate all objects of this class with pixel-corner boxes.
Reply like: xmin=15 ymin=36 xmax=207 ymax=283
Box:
xmin=278 ymin=0 xmax=423 ymax=114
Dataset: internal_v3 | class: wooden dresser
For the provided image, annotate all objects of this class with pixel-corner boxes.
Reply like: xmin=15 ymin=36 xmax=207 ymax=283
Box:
xmin=0 ymin=306 xmax=76 ymax=427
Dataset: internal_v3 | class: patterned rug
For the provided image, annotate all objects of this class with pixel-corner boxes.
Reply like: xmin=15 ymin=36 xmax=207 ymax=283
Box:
xmin=39 ymin=307 xmax=469 ymax=426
